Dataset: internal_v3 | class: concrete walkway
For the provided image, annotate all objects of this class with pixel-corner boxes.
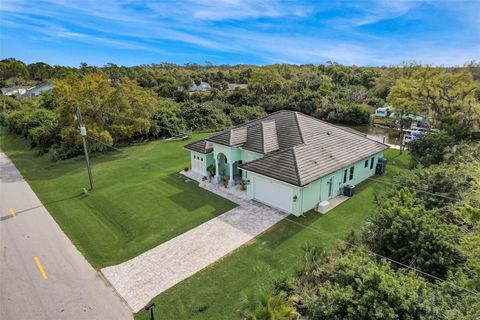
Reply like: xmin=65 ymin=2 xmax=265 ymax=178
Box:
xmin=0 ymin=151 xmax=132 ymax=320
xmin=101 ymin=172 xmax=287 ymax=312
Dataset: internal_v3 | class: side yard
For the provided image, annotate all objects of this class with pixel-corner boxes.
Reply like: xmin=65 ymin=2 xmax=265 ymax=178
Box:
xmin=134 ymin=149 xmax=409 ymax=319
xmin=0 ymin=128 xmax=236 ymax=268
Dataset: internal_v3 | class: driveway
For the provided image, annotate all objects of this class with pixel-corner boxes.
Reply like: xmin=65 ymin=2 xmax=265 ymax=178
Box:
xmin=0 ymin=151 xmax=132 ymax=320
xmin=101 ymin=173 xmax=288 ymax=312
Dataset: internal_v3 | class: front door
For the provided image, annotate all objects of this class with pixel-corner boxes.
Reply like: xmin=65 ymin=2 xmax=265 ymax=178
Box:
xmin=327 ymin=177 xmax=334 ymax=198
xmin=238 ymin=160 xmax=243 ymax=177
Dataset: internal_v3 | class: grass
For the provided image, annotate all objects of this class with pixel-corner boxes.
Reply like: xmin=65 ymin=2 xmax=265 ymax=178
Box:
xmin=134 ymin=148 xmax=410 ymax=320
xmin=0 ymin=127 xmax=236 ymax=268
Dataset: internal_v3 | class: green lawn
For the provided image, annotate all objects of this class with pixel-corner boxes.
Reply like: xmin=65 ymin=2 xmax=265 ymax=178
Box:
xmin=134 ymin=149 xmax=409 ymax=320
xmin=0 ymin=128 xmax=236 ymax=268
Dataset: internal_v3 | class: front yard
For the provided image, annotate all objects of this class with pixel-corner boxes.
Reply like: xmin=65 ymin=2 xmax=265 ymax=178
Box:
xmin=0 ymin=128 xmax=236 ymax=268
xmin=134 ymin=149 xmax=409 ymax=320
xmin=1 ymin=125 xmax=409 ymax=319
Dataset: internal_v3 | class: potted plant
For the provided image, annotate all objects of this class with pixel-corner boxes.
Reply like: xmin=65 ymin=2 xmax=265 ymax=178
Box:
xmin=239 ymin=179 xmax=247 ymax=191
xmin=222 ymin=175 xmax=229 ymax=188
xmin=207 ymin=164 xmax=216 ymax=182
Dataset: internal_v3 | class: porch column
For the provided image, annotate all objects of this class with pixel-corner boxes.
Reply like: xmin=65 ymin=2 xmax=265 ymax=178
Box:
xmin=228 ymin=162 xmax=235 ymax=187
xmin=215 ymin=157 xmax=221 ymax=182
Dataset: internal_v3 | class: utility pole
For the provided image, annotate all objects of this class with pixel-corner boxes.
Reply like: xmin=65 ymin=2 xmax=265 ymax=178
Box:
xmin=76 ymin=107 xmax=94 ymax=190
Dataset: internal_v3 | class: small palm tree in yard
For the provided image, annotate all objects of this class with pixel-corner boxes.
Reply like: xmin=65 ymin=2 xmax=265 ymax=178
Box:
xmin=240 ymin=290 xmax=299 ymax=320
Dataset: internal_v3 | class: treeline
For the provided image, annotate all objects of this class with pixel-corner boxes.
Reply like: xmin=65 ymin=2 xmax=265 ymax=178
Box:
xmin=1 ymin=58 xmax=479 ymax=159
xmin=0 ymin=72 xmax=267 ymax=159
xmin=240 ymin=137 xmax=480 ymax=319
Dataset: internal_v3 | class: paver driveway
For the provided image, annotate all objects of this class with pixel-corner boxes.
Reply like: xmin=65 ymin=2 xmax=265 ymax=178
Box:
xmin=101 ymin=174 xmax=287 ymax=312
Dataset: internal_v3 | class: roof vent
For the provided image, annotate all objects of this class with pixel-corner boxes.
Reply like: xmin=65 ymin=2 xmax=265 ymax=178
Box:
xmin=326 ymin=131 xmax=331 ymax=136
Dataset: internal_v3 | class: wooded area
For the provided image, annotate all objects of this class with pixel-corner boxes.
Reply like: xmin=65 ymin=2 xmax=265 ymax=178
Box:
xmin=1 ymin=58 xmax=479 ymax=159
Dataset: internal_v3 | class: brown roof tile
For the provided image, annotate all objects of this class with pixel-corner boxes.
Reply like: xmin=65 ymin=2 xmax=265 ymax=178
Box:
xmin=187 ymin=110 xmax=388 ymax=186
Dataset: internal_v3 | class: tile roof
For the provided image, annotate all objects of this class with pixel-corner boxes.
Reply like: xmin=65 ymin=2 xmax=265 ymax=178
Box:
xmin=184 ymin=139 xmax=213 ymax=154
xmin=187 ymin=110 xmax=388 ymax=186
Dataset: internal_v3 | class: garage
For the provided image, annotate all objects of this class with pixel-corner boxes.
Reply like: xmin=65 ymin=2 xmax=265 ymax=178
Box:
xmin=192 ymin=155 xmax=205 ymax=175
xmin=253 ymin=176 xmax=293 ymax=213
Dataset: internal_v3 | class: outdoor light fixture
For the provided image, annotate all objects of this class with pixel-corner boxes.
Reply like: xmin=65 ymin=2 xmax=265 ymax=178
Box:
xmin=293 ymin=195 xmax=298 ymax=202
xmin=145 ymin=302 xmax=155 ymax=320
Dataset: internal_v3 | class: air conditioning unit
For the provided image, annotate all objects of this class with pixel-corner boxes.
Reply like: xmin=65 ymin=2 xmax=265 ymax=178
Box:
xmin=375 ymin=158 xmax=387 ymax=175
xmin=317 ymin=201 xmax=330 ymax=214
xmin=343 ymin=185 xmax=355 ymax=197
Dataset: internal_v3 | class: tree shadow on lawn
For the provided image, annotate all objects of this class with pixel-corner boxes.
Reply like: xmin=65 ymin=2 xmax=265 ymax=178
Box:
xmin=164 ymin=174 xmax=237 ymax=213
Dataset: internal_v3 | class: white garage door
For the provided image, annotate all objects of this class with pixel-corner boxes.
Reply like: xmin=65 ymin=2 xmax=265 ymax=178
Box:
xmin=192 ymin=156 xmax=205 ymax=175
xmin=253 ymin=176 xmax=293 ymax=213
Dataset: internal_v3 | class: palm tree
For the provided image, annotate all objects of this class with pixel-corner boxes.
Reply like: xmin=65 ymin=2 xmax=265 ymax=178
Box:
xmin=240 ymin=291 xmax=299 ymax=320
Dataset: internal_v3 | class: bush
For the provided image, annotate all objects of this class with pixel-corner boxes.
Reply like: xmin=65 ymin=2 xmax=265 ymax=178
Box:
xmin=409 ymin=131 xmax=456 ymax=167
xmin=364 ymin=189 xmax=463 ymax=279
xmin=230 ymin=105 xmax=266 ymax=125
xmin=180 ymin=100 xmax=232 ymax=130
xmin=294 ymin=249 xmax=445 ymax=319
xmin=316 ymin=103 xmax=370 ymax=125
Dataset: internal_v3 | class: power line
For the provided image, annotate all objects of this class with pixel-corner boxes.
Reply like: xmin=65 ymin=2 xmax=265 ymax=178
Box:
xmin=365 ymin=177 xmax=463 ymax=202
xmin=280 ymin=215 xmax=479 ymax=296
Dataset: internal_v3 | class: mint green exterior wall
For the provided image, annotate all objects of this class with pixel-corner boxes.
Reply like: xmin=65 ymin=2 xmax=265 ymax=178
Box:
xmin=213 ymin=143 xmax=243 ymax=163
xmin=244 ymin=151 xmax=384 ymax=216
xmin=210 ymin=143 xmax=264 ymax=178
xmin=298 ymin=151 xmax=384 ymax=214
xmin=206 ymin=153 xmax=215 ymax=168
xmin=240 ymin=148 xmax=264 ymax=179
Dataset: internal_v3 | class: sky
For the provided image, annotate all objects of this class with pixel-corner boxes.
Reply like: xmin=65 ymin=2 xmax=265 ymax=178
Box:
xmin=0 ymin=0 xmax=479 ymax=67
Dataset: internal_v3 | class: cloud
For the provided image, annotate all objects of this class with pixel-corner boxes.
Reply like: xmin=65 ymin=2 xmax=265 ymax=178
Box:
xmin=1 ymin=0 xmax=479 ymax=66
xmin=146 ymin=0 xmax=312 ymax=21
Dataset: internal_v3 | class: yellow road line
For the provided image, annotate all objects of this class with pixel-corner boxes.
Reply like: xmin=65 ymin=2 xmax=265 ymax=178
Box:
xmin=9 ymin=208 xmax=16 ymax=219
xmin=34 ymin=256 xmax=47 ymax=280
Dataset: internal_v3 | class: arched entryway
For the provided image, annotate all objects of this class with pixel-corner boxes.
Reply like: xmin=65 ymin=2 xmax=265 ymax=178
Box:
xmin=214 ymin=152 xmax=241 ymax=187
xmin=215 ymin=152 xmax=229 ymax=177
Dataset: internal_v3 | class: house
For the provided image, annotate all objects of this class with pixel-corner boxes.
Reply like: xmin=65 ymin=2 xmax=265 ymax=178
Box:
xmin=23 ymin=83 xmax=53 ymax=98
xmin=185 ymin=110 xmax=388 ymax=216
xmin=388 ymin=112 xmax=424 ymax=122
xmin=189 ymin=82 xmax=211 ymax=92
xmin=374 ymin=106 xmax=392 ymax=117
xmin=1 ymin=83 xmax=53 ymax=98
xmin=227 ymin=83 xmax=248 ymax=90
xmin=1 ymin=86 xmax=29 ymax=96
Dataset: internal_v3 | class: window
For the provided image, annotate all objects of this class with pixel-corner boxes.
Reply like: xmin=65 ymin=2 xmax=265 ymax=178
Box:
xmin=224 ymin=156 xmax=227 ymax=164
xmin=201 ymin=157 xmax=203 ymax=162
xmin=194 ymin=155 xmax=196 ymax=160
xmin=364 ymin=160 xmax=368 ymax=168
xmin=343 ymin=169 xmax=347 ymax=183
xmin=349 ymin=167 xmax=354 ymax=180
xmin=370 ymin=157 xmax=375 ymax=170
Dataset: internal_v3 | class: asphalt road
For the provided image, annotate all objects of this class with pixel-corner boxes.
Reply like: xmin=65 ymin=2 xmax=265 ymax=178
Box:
xmin=0 ymin=150 xmax=132 ymax=320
